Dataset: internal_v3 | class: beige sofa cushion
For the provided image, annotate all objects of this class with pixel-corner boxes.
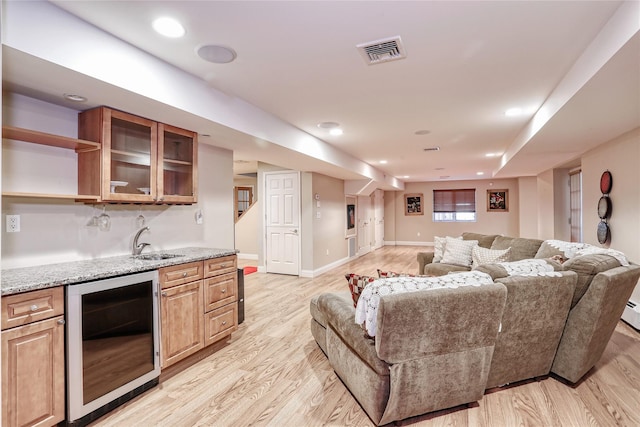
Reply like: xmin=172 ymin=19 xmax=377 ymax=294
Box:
xmin=490 ymin=236 xmax=543 ymax=261
xmin=471 ymin=246 xmax=512 ymax=269
xmin=562 ymin=254 xmax=622 ymax=307
xmin=461 ymin=232 xmax=499 ymax=248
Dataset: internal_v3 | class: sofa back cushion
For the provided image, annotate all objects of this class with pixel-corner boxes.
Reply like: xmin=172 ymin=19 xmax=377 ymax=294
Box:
xmin=562 ymin=254 xmax=622 ymax=307
xmin=462 ymin=232 xmax=498 ymax=248
xmin=491 ymin=236 xmax=543 ymax=261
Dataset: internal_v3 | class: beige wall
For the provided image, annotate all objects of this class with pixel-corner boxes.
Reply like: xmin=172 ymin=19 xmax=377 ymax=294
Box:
xmin=311 ymin=173 xmax=349 ymax=270
xmin=1 ymin=94 xmax=235 ymax=268
xmin=581 ymin=127 xmax=640 ymax=301
xmin=518 ymin=177 xmax=538 ymax=238
xmin=385 ymin=179 xmax=520 ymax=244
xmin=537 ymin=169 xmax=555 ymax=240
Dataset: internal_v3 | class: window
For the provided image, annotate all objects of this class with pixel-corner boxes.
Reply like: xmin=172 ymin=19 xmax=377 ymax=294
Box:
xmin=569 ymin=170 xmax=582 ymax=242
xmin=234 ymin=186 xmax=253 ymax=221
xmin=433 ymin=189 xmax=476 ymax=222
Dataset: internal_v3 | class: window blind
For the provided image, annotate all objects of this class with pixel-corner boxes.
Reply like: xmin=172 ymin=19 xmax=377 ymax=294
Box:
xmin=433 ymin=189 xmax=476 ymax=213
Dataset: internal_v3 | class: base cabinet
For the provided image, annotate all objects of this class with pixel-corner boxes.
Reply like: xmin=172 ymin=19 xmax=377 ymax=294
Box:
xmin=159 ymin=256 xmax=237 ymax=369
xmin=1 ymin=289 xmax=65 ymax=427
xmin=159 ymin=276 xmax=204 ymax=368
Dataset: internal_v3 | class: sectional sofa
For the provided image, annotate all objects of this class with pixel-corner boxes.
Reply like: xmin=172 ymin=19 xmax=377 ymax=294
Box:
xmin=309 ymin=233 xmax=640 ymax=425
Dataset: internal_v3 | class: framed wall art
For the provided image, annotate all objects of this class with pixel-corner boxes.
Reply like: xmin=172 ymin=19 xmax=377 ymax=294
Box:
xmin=404 ymin=193 xmax=423 ymax=216
xmin=345 ymin=195 xmax=356 ymax=237
xmin=487 ymin=189 xmax=509 ymax=212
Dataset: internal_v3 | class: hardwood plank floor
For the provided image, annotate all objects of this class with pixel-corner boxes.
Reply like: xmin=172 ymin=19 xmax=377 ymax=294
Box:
xmin=91 ymin=246 xmax=640 ymax=427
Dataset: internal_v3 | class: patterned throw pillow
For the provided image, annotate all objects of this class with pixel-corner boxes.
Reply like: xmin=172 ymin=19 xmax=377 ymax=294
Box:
xmin=433 ymin=235 xmax=462 ymax=263
xmin=440 ymin=237 xmax=478 ymax=267
xmin=377 ymin=269 xmax=416 ymax=278
xmin=471 ymin=246 xmax=512 ymax=269
xmin=345 ymin=274 xmax=376 ymax=307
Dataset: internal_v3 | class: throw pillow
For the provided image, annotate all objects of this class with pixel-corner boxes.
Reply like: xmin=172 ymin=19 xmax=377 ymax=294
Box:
xmin=433 ymin=235 xmax=462 ymax=263
xmin=344 ymin=273 xmax=376 ymax=307
xmin=471 ymin=246 xmax=512 ymax=269
xmin=377 ymin=269 xmax=419 ymax=278
xmin=441 ymin=237 xmax=478 ymax=267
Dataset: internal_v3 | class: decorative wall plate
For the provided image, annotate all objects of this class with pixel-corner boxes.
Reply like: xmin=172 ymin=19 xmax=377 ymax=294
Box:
xmin=597 ymin=221 xmax=610 ymax=244
xmin=600 ymin=170 xmax=612 ymax=194
xmin=597 ymin=196 xmax=611 ymax=219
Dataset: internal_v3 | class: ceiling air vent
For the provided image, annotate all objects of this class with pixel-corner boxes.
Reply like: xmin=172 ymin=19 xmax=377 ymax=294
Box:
xmin=357 ymin=36 xmax=406 ymax=65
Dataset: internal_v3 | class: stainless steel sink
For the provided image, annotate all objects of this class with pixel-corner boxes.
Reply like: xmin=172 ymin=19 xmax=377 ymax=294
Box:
xmin=134 ymin=253 xmax=184 ymax=261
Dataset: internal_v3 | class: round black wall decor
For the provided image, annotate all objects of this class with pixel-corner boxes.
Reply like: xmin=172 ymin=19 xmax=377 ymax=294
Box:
xmin=597 ymin=170 xmax=612 ymax=244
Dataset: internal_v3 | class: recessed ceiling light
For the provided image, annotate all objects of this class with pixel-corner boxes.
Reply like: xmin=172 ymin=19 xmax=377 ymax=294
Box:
xmin=414 ymin=130 xmax=431 ymax=135
xmin=197 ymin=45 xmax=237 ymax=64
xmin=317 ymin=122 xmax=339 ymax=129
xmin=379 ymin=160 xmax=388 ymax=164
xmin=485 ymin=152 xmax=502 ymax=157
xmin=505 ymin=107 xmax=523 ymax=117
xmin=63 ymin=93 xmax=87 ymax=102
xmin=329 ymin=128 xmax=343 ymax=136
xmin=477 ymin=172 xmax=484 ymax=176
xmin=401 ymin=175 xmax=410 ymax=179
xmin=152 ymin=17 xmax=185 ymax=38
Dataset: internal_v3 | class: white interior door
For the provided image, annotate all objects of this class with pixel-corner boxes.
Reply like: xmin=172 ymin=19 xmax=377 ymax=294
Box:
xmin=373 ymin=190 xmax=384 ymax=250
xmin=265 ymin=172 xmax=300 ymax=275
xmin=357 ymin=195 xmax=372 ymax=256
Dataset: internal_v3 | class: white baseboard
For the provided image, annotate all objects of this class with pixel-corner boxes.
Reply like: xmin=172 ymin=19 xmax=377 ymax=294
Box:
xmin=390 ymin=240 xmax=434 ymax=247
xmin=300 ymin=256 xmax=352 ymax=278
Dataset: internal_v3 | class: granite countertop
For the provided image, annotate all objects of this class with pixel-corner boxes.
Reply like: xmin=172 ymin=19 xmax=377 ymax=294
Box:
xmin=1 ymin=247 xmax=238 ymax=296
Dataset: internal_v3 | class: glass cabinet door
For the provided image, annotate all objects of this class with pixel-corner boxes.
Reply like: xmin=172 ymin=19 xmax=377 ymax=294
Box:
xmin=158 ymin=123 xmax=197 ymax=204
xmin=103 ymin=109 xmax=157 ymax=202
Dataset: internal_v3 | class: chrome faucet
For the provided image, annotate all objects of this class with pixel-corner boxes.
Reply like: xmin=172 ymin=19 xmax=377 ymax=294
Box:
xmin=132 ymin=226 xmax=151 ymax=255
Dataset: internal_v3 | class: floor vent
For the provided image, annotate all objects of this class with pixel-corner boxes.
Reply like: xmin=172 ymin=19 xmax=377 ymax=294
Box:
xmin=357 ymin=36 xmax=406 ymax=65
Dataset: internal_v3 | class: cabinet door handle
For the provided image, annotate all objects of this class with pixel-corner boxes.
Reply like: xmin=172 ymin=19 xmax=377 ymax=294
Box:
xmin=161 ymin=292 xmax=168 ymax=297
xmin=57 ymin=319 xmax=66 ymax=325
xmin=30 ymin=304 xmax=39 ymax=312
xmin=222 ymin=321 xmax=227 ymax=326
xmin=182 ymin=272 xmax=188 ymax=278
xmin=221 ymin=289 xmax=226 ymax=294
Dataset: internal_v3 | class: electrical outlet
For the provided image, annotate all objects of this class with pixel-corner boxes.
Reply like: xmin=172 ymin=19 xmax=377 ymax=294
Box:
xmin=6 ymin=215 xmax=20 ymax=233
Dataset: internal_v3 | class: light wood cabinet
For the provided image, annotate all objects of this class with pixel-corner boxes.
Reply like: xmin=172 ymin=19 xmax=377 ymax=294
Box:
xmin=159 ymin=263 xmax=204 ymax=368
xmin=1 ymin=288 xmax=65 ymax=427
xmin=159 ymin=256 xmax=238 ymax=369
xmin=78 ymin=106 xmax=197 ymax=204
xmin=203 ymin=256 xmax=238 ymax=346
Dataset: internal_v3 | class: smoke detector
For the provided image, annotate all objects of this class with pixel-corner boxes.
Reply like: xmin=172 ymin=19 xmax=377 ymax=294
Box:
xmin=357 ymin=36 xmax=406 ymax=65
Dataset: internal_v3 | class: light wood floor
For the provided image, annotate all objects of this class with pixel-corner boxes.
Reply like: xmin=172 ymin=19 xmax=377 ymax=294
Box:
xmin=91 ymin=246 xmax=640 ymax=427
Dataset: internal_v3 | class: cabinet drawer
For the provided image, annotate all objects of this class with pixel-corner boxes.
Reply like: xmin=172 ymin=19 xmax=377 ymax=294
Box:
xmin=204 ymin=255 xmax=237 ymax=278
xmin=204 ymin=303 xmax=237 ymax=347
xmin=159 ymin=261 xmax=203 ymax=289
xmin=1 ymin=287 xmax=64 ymax=330
xmin=204 ymin=273 xmax=237 ymax=312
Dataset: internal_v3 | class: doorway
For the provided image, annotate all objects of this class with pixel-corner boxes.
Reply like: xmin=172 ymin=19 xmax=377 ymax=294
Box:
xmin=264 ymin=171 xmax=301 ymax=275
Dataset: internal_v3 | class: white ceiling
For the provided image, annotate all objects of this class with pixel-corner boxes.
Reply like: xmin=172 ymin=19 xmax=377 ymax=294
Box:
xmin=4 ymin=1 xmax=639 ymax=185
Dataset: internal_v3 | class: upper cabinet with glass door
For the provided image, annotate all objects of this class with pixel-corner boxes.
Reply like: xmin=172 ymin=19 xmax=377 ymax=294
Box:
xmin=78 ymin=107 xmax=197 ymax=204
xmin=158 ymin=123 xmax=197 ymax=204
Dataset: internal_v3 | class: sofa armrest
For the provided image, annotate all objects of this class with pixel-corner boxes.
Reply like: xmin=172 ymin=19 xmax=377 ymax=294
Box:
xmin=552 ymin=265 xmax=640 ymax=383
xmin=417 ymin=251 xmax=435 ymax=275
xmin=375 ymin=283 xmax=507 ymax=363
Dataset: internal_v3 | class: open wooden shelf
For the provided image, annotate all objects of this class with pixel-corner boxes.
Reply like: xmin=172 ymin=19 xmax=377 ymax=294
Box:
xmin=2 ymin=126 xmax=100 ymax=151
xmin=2 ymin=192 xmax=100 ymax=202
